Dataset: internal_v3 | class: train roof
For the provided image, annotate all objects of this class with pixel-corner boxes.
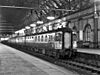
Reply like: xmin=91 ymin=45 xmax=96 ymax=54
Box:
xmin=12 ymin=27 xmax=72 ymax=38
xmin=26 ymin=27 xmax=72 ymax=36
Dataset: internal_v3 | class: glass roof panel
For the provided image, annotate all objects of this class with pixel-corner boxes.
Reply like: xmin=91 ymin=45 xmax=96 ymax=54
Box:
xmin=54 ymin=0 xmax=62 ymax=6
xmin=50 ymin=0 xmax=59 ymax=8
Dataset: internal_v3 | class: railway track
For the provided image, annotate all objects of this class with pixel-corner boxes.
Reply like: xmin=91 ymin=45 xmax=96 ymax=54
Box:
xmin=20 ymin=47 xmax=100 ymax=75
xmin=56 ymin=59 xmax=100 ymax=75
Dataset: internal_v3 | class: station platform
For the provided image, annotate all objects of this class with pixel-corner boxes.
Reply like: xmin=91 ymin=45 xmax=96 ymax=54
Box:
xmin=77 ymin=48 xmax=100 ymax=55
xmin=0 ymin=43 xmax=78 ymax=75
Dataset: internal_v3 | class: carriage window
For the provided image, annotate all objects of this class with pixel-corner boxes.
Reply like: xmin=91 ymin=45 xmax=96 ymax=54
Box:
xmin=33 ymin=36 xmax=34 ymax=41
xmin=41 ymin=35 xmax=43 ymax=41
xmin=32 ymin=36 xmax=34 ymax=39
xmin=55 ymin=32 xmax=62 ymax=41
xmin=48 ymin=35 xmax=50 ymax=41
xmin=51 ymin=35 xmax=53 ymax=41
xmin=31 ymin=36 xmax=32 ymax=39
xmin=45 ymin=35 xmax=48 ymax=41
xmin=49 ymin=35 xmax=53 ymax=41
xmin=38 ymin=36 xmax=40 ymax=41
xmin=35 ymin=36 xmax=37 ymax=41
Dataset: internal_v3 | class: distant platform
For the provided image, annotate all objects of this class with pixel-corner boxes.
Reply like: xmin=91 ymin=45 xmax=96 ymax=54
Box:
xmin=77 ymin=48 xmax=100 ymax=55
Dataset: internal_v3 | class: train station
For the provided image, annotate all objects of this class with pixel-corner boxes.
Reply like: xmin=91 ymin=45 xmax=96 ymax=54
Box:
xmin=0 ymin=0 xmax=100 ymax=75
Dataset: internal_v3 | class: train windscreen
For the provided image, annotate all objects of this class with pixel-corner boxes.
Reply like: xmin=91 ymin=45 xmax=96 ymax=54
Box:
xmin=64 ymin=32 xmax=71 ymax=48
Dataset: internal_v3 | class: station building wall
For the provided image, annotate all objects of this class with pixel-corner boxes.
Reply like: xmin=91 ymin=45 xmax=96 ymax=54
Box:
xmin=69 ymin=17 xmax=95 ymax=48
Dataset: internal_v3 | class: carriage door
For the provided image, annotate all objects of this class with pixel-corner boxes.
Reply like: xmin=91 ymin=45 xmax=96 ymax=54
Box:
xmin=64 ymin=32 xmax=71 ymax=49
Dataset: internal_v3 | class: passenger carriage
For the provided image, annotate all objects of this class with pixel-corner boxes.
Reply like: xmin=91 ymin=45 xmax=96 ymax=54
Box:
xmin=24 ymin=28 xmax=76 ymax=58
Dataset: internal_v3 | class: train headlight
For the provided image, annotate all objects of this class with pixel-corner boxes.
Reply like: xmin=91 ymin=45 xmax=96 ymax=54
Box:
xmin=73 ymin=41 xmax=77 ymax=49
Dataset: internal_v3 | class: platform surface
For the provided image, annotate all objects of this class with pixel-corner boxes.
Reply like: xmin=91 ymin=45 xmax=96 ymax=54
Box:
xmin=77 ymin=48 xmax=100 ymax=55
xmin=0 ymin=43 xmax=78 ymax=75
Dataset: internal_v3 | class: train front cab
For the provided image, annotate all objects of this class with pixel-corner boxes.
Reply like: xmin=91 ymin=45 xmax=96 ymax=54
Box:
xmin=55 ymin=28 xmax=77 ymax=59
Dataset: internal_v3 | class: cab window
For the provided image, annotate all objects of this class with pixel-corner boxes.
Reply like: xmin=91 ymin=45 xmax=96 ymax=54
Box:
xmin=55 ymin=32 xmax=62 ymax=41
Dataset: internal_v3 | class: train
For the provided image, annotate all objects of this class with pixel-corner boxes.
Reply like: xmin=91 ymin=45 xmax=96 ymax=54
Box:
xmin=5 ymin=27 xmax=77 ymax=59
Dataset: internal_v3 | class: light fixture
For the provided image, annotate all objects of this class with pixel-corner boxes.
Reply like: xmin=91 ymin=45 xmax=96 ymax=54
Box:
xmin=37 ymin=20 xmax=43 ymax=24
xmin=47 ymin=16 xmax=55 ymax=20
xmin=30 ymin=24 xmax=36 ymax=27
xmin=25 ymin=26 xmax=30 ymax=29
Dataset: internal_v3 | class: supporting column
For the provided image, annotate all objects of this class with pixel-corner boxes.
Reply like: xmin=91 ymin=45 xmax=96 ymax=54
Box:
xmin=94 ymin=14 xmax=98 ymax=48
xmin=78 ymin=18 xmax=83 ymax=48
xmin=93 ymin=1 xmax=98 ymax=48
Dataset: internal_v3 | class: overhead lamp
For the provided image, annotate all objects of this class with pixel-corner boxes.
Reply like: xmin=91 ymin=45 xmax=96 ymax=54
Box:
xmin=25 ymin=26 xmax=30 ymax=29
xmin=30 ymin=24 xmax=36 ymax=27
xmin=37 ymin=20 xmax=43 ymax=24
xmin=47 ymin=16 xmax=55 ymax=20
